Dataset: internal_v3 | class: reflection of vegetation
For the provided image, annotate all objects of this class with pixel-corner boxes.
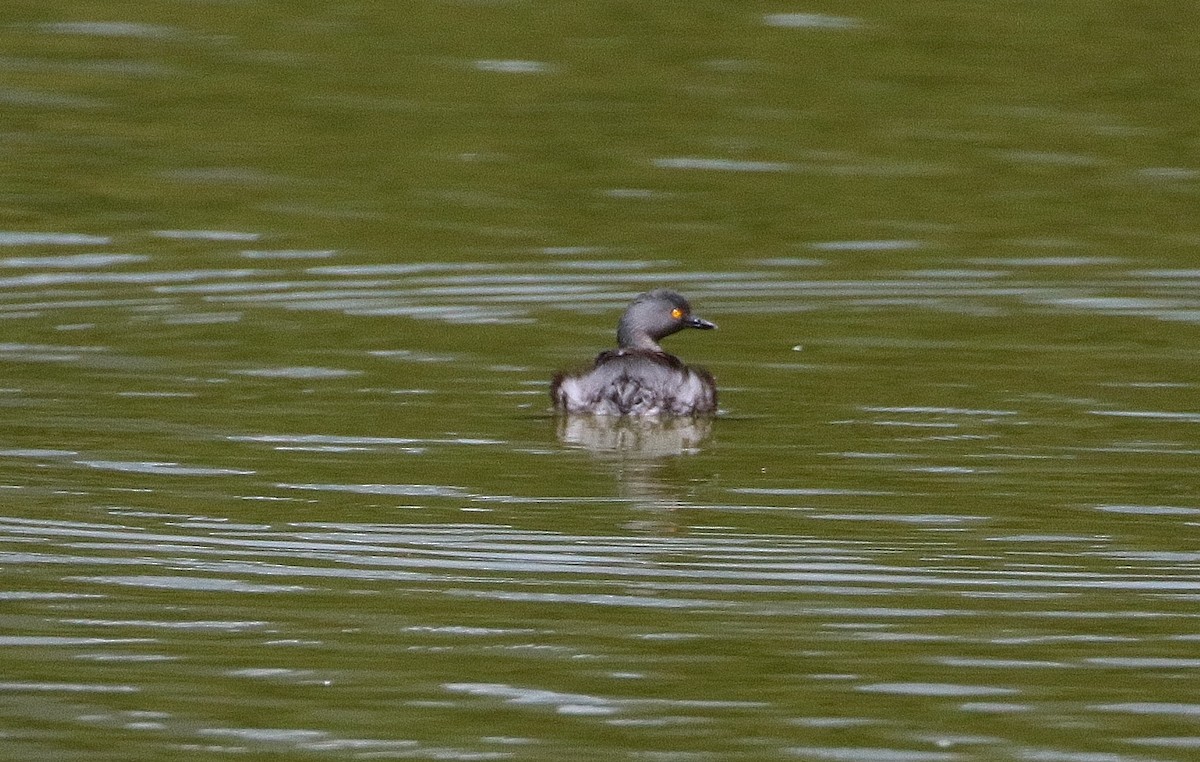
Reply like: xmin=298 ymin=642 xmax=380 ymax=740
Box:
xmin=555 ymin=414 xmax=712 ymax=456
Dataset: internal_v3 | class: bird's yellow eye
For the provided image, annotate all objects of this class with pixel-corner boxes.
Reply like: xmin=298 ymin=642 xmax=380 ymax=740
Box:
xmin=671 ymin=308 xmax=683 ymax=319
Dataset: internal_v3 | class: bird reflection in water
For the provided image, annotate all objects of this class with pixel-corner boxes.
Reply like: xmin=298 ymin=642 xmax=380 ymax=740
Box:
xmin=554 ymin=414 xmax=712 ymax=456
xmin=553 ymin=415 xmax=714 ymax=533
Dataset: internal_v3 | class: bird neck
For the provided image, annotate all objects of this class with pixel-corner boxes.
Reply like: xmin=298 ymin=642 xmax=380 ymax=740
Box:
xmin=616 ymin=324 xmax=662 ymax=352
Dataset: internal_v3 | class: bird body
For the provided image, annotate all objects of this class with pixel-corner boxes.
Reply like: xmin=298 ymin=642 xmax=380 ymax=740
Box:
xmin=551 ymin=290 xmax=717 ymax=416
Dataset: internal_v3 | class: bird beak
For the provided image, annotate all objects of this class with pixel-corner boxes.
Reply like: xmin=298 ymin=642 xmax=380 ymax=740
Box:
xmin=685 ymin=315 xmax=717 ymax=330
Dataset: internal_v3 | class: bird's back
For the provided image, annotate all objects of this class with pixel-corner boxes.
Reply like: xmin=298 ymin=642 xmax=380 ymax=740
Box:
xmin=551 ymin=349 xmax=717 ymax=416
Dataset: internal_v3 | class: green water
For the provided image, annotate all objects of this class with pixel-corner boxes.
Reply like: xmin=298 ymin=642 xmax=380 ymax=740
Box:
xmin=2 ymin=2 xmax=1200 ymax=760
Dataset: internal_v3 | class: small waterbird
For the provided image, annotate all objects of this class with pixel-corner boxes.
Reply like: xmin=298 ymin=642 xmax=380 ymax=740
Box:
xmin=551 ymin=289 xmax=717 ymax=416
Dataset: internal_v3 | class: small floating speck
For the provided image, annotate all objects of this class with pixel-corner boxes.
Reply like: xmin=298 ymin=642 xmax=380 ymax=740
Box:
xmin=654 ymin=156 xmax=792 ymax=173
xmin=763 ymin=13 xmax=861 ymax=29
xmin=473 ymin=59 xmax=551 ymax=74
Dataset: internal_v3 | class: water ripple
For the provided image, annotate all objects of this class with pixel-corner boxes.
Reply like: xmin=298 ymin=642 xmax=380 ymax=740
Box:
xmin=0 ymin=231 xmax=111 ymax=246
xmin=77 ymin=460 xmax=254 ymax=476
xmin=0 ymin=239 xmax=1186 ymax=327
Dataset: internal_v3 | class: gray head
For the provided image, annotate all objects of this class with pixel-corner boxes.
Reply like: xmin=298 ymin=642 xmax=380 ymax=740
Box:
xmin=616 ymin=289 xmax=717 ymax=351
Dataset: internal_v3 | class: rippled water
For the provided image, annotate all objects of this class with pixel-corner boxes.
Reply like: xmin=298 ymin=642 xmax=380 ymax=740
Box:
xmin=3 ymin=2 xmax=1200 ymax=760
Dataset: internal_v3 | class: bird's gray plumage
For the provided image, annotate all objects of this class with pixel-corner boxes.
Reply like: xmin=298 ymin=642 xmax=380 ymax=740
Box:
xmin=551 ymin=289 xmax=717 ymax=416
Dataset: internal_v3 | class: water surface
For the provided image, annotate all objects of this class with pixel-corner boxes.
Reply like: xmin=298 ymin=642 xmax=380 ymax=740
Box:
xmin=2 ymin=2 xmax=1200 ymax=760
